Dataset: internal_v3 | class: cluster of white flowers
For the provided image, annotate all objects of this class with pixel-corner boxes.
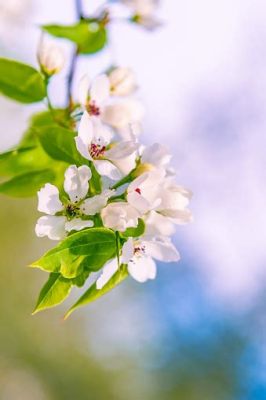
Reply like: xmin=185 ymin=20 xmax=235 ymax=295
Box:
xmin=35 ymin=66 xmax=192 ymax=287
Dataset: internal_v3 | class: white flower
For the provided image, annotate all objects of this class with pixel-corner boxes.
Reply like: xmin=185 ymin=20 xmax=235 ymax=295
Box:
xmin=157 ymin=182 xmax=193 ymax=223
xmin=75 ymin=111 xmax=139 ymax=179
xmin=78 ymin=73 xmax=144 ymax=133
xmin=102 ymin=98 xmax=144 ymax=130
xmin=123 ymin=0 xmax=161 ymax=30
xmin=37 ymin=37 xmax=64 ymax=76
xmin=143 ymin=182 xmax=193 ymax=237
xmin=141 ymin=143 xmax=172 ymax=169
xmin=96 ymin=236 xmax=180 ymax=288
xmin=127 ymin=168 xmax=165 ymax=214
xmin=101 ymin=202 xmax=140 ymax=232
xmin=123 ymin=0 xmax=158 ymax=16
xmin=78 ymin=74 xmax=110 ymax=117
xmin=35 ymin=165 xmax=113 ymax=240
xmin=109 ymin=67 xmax=137 ymax=96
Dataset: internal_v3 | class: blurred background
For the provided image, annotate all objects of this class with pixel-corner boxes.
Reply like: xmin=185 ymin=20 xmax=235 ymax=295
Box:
xmin=0 ymin=0 xmax=266 ymax=399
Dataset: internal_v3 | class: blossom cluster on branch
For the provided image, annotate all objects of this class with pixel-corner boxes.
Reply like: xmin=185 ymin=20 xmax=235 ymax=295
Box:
xmin=0 ymin=0 xmax=192 ymax=317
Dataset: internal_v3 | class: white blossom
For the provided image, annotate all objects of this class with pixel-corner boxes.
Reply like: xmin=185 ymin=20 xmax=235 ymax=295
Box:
xmin=144 ymin=181 xmax=193 ymax=237
xmin=127 ymin=168 xmax=165 ymax=214
xmin=123 ymin=0 xmax=161 ymax=30
xmin=75 ymin=111 xmax=139 ymax=179
xmin=101 ymin=201 xmax=140 ymax=232
xmin=78 ymin=74 xmax=144 ymax=131
xmin=96 ymin=236 xmax=180 ymax=288
xmin=141 ymin=143 xmax=172 ymax=169
xmin=109 ymin=67 xmax=137 ymax=96
xmin=35 ymin=165 xmax=112 ymax=240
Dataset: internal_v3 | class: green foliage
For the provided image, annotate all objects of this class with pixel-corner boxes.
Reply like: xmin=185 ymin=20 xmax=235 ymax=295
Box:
xmin=43 ymin=21 xmax=107 ymax=54
xmin=0 ymin=146 xmax=52 ymax=177
xmin=122 ymin=218 xmax=145 ymax=238
xmin=32 ymin=273 xmax=73 ymax=314
xmin=31 ymin=228 xmax=117 ymax=279
xmin=36 ymin=125 xmax=86 ymax=166
xmin=0 ymin=58 xmax=46 ymax=103
xmin=65 ymin=264 xmax=129 ymax=319
xmin=0 ymin=169 xmax=55 ymax=197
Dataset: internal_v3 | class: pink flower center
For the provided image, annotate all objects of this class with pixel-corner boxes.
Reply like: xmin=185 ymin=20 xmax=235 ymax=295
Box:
xmin=135 ymin=188 xmax=141 ymax=195
xmin=89 ymin=143 xmax=106 ymax=159
xmin=87 ymin=101 xmax=100 ymax=116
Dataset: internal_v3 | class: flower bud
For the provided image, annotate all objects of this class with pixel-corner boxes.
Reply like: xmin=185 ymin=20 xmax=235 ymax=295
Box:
xmin=109 ymin=67 xmax=136 ymax=96
xmin=37 ymin=38 xmax=64 ymax=77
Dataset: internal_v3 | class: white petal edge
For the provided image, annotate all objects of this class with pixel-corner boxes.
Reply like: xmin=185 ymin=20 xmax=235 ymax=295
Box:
xmin=37 ymin=183 xmax=64 ymax=215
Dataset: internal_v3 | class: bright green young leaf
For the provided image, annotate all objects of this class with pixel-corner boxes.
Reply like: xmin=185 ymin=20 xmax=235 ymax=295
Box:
xmin=65 ymin=264 xmax=129 ymax=319
xmin=36 ymin=125 xmax=86 ymax=165
xmin=0 ymin=169 xmax=55 ymax=197
xmin=32 ymin=273 xmax=73 ymax=314
xmin=43 ymin=21 xmax=107 ymax=54
xmin=0 ymin=58 xmax=46 ymax=103
xmin=31 ymin=228 xmax=117 ymax=279
xmin=122 ymin=219 xmax=145 ymax=238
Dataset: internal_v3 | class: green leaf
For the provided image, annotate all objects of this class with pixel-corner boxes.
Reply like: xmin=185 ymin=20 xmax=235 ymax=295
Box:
xmin=64 ymin=264 xmax=129 ymax=319
xmin=0 ymin=146 xmax=52 ymax=177
xmin=36 ymin=125 xmax=86 ymax=165
xmin=32 ymin=273 xmax=72 ymax=315
xmin=0 ymin=169 xmax=55 ymax=197
xmin=0 ymin=58 xmax=46 ymax=103
xmin=31 ymin=228 xmax=117 ymax=279
xmin=122 ymin=219 xmax=145 ymax=238
xmin=43 ymin=22 xmax=107 ymax=54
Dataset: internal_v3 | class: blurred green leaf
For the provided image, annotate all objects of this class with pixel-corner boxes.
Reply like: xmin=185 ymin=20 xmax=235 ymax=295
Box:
xmin=65 ymin=264 xmax=128 ymax=319
xmin=43 ymin=22 xmax=107 ymax=54
xmin=33 ymin=273 xmax=72 ymax=314
xmin=0 ymin=146 xmax=52 ymax=177
xmin=122 ymin=219 xmax=145 ymax=238
xmin=31 ymin=228 xmax=117 ymax=279
xmin=0 ymin=169 xmax=55 ymax=197
xmin=0 ymin=58 xmax=46 ymax=103
xmin=36 ymin=125 xmax=86 ymax=166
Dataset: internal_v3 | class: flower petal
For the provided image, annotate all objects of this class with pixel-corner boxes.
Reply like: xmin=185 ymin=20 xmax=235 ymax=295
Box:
xmin=105 ymin=141 xmax=138 ymax=176
xmin=78 ymin=74 xmax=91 ymax=106
xmin=94 ymin=159 xmax=122 ymax=180
xmin=142 ymin=238 xmax=180 ymax=262
xmin=65 ymin=218 xmax=94 ymax=232
xmin=102 ymin=99 xmax=144 ymax=129
xmin=121 ymin=238 xmax=135 ymax=264
xmin=144 ymin=210 xmax=176 ymax=237
xmin=64 ymin=165 xmax=92 ymax=202
xmin=109 ymin=67 xmax=136 ymax=96
xmin=81 ymin=190 xmax=114 ymax=215
xmin=127 ymin=191 xmax=150 ymax=214
xmin=90 ymin=74 xmax=110 ymax=105
xmin=101 ymin=202 xmax=140 ymax=232
xmin=128 ymin=256 xmax=157 ymax=283
xmin=35 ymin=215 xmax=66 ymax=240
xmin=75 ymin=111 xmax=94 ymax=160
xmin=96 ymin=258 xmax=119 ymax=290
xmin=141 ymin=143 xmax=172 ymax=168
xmin=37 ymin=183 xmax=64 ymax=215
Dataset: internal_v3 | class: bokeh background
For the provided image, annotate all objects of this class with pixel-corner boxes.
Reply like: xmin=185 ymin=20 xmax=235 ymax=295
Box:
xmin=0 ymin=0 xmax=266 ymax=399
